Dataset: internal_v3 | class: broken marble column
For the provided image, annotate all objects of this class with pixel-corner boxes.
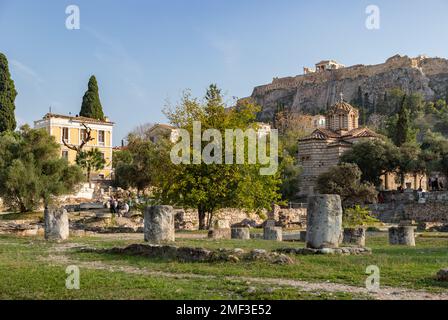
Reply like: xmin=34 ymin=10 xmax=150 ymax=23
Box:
xmin=44 ymin=207 xmax=69 ymax=241
xmin=388 ymin=226 xmax=415 ymax=246
xmin=144 ymin=205 xmax=175 ymax=243
xmin=263 ymin=227 xmax=283 ymax=241
xmin=306 ymin=195 xmax=343 ymax=249
xmin=231 ymin=227 xmax=250 ymax=240
xmin=342 ymin=228 xmax=366 ymax=247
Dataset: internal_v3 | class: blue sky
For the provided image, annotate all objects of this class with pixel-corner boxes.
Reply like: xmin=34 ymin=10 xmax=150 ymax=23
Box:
xmin=1 ymin=0 xmax=448 ymax=145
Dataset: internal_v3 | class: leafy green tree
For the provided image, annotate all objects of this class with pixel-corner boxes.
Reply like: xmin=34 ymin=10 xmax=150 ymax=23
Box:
xmin=0 ymin=126 xmax=84 ymax=212
xmin=340 ymin=139 xmax=400 ymax=186
xmin=161 ymin=85 xmax=282 ymax=229
xmin=0 ymin=53 xmax=17 ymax=133
xmin=76 ymin=148 xmax=106 ymax=186
xmin=80 ymin=76 xmax=105 ymax=120
xmin=343 ymin=205 xmax=379 ymax=228
xmin=113 ymin=134 xmax=167 ymax=195
xmin=421 ymin=131 xmax=448 ymax=181
xmin=316 ymin=163 xmax=377 ymax=208
xmin=396 ymin=142 xmax=426 ymax=188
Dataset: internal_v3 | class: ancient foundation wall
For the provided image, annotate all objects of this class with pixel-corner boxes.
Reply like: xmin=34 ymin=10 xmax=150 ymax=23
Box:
xmin=369 ymin=191 xmax=448 ymax=223
xmin=174 ymin=207 xmax=307 ymax=230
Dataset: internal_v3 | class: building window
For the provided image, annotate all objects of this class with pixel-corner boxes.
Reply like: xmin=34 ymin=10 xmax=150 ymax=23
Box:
xmin=62 ymin=127 xmax=69 ymax=143
xmin=80 ymin=129 xmax=88 ymax=142
xmin=98 ymin=130 xmax=105 ymax=146
xmin=101 ymin=152 xmax=105 ymax=160
xmin=62 ymin=150 xmax=69 ymax=160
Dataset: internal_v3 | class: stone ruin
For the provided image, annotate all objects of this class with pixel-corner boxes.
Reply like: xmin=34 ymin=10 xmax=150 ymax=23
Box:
xmin=263 ymin=226 xmax=283 ymax=241
xmin=306 ymin=195 xmax=343 ymax=249
xmin=44 ymin=207 xmax=69 ymax=241
xmin=231 ymin=227 xmax=250 ymax=240
xmin=208 ymin=220 xmax=231 ymax=240
xmin=388 ymin=226 xmax=416 ymax=246
xmin=342 ymin=228 xmax=366 ymax=247
xmin=89 ymin=244 xmax=294 ymax=265
xmin=274 ymin=194 xmax=371 ymax=256
xmin=144 ymin=205 xmax=175 ymax=243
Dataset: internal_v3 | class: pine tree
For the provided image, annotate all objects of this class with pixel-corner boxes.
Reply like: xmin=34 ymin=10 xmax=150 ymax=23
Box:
xmin=80 ymin=75 xmax=105 ymax=120
xmin=0 ymin=53 xmax=17 ymax=133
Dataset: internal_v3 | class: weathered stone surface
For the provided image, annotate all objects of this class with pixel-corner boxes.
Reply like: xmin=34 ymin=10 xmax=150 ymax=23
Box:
xmin=436 ymin=268 xmax=448 ymax=282
xmin=276 ymin=246 xmax=372 ymax=256
xmin=306 ymin=195 xmax=343 ymax=249
xmin=300 ymin=231 xmax=307 ymax=242
xmin=144 ymin=205 xmax=175 ymax=243
xmin=44 ymin=207 xmax=69 ymax=241
xmin=342 ymin=228 xmax=366 ymax=247
xmin=214 ymin=219 xmax=230 ymax=229
xmin=263 ymin=227 xmax=282 ymax=241
xmin=231 ymin=218 xmax=259 ymax=229
xmin=99 ymin=244 xmax=294 ymax=264
xmin=79 ymin=202 xmax=105 ymax=210
xmin=231 ymin=227 xmax=250 ymax=240
xmin=389 ymin=226 xmax=416 ymax=246
xmin=208 ymin=228 xmax=231 ymax=240
xmin=264 ymin=219 xmax=276 ymax=228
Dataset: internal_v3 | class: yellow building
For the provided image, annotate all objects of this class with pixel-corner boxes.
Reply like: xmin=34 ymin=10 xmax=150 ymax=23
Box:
xmin=34 ymin=113 xmax=114 ymax=180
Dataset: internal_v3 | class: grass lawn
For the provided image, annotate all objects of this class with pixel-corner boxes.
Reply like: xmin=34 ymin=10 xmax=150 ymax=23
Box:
xmin=0 ymin=231 xmax=447 ymax=299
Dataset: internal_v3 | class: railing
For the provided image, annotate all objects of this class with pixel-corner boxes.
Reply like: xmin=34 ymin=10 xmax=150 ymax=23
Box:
xmin=287 ymin=202 xmax=308 ymax=209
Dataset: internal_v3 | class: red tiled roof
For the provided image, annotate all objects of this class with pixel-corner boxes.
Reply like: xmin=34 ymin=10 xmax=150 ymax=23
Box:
xmin=299 ymin=128 xmax=341 ymax=141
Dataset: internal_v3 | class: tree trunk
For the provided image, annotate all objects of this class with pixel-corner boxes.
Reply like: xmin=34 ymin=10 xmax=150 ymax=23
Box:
xmin=87 ymin=168 xmax=92 ymax=188
xmin=198 ymin=207 xmax=207 ymax=230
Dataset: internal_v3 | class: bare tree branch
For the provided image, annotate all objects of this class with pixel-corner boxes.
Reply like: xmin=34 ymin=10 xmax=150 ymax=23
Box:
xmin=62 ymin=123 xmax=95 ymax=154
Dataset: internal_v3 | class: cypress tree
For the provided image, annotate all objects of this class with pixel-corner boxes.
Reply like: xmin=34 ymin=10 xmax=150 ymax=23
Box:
xmin=80 ymin=75 xmax=105 ymax=120
xmin=394 ymin=95 xmax=413 ymax=147
xmin=0 ymin=53 xmax=17 ymax=133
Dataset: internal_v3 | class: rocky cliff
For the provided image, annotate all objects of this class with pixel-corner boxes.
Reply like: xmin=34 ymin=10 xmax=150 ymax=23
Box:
xmin=249 ymin=55 xmax=448 ymax=121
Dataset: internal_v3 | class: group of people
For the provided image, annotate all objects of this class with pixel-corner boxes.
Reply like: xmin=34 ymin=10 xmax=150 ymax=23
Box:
xmin=108 ymin=197 xmax=130 ymax=217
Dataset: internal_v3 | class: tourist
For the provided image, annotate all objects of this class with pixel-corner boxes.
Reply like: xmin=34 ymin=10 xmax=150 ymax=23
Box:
xmin=121 ymin=202 xmax=130 ymax=216
xmin=435 ymin=178 xmax=440 ymax=191
xmin=109 ymin=197 xmax=115 ymax=214
xmin=113 ymin=199 xmax=119 ymax=214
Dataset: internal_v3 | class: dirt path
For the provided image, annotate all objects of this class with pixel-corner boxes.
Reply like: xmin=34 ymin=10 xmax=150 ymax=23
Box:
xmin=42 ymin=243 xmax=448 ymax=301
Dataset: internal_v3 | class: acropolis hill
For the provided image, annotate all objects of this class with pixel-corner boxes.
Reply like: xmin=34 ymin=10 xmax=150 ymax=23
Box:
xmin=249 ymin=55 xmax=448 ymax=121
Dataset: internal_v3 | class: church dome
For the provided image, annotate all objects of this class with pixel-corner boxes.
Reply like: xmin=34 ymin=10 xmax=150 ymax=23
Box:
xmin=327 ymin=100 xmax=359 ymax=116
xmin=325 ymin=94 xmax=359 ymax=132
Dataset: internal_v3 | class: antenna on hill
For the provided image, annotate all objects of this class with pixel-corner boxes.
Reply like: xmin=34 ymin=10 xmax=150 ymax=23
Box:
xmin=49 ymin=106 xmax=52 ymax=114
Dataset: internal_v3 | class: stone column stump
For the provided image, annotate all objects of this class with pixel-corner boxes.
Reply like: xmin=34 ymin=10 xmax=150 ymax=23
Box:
xmin=306 ymin=195 xmax=343 ymax=249
xmin=231 ymin=227 xmax=250 ymax=240
xmin=144 ymin=205 xmax=175 ymax=243
xmin=342 ymin=228 xmax=366 ymax=247
xmin=389 ymin=226 xmax=416 ymax=246
xmin=208 ymin=228 xmax=231 ymax=239
xmin=44 ymin=207 xmax=69 ymax=241
xmin=263 ymin=227 xmax=282 ymax=241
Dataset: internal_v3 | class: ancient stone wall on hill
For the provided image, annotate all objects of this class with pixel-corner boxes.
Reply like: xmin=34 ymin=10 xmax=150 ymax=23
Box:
xmin=249 ymin=55 xmax=448 ymax=121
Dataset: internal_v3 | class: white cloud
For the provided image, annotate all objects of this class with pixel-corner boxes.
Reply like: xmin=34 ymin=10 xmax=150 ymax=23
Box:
xmin=10 ymin=59 xmax=44 ymax=84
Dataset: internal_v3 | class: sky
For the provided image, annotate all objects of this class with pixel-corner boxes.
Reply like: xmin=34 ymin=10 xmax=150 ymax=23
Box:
xmin=1 ymin=0 xmax=448 ymax=145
